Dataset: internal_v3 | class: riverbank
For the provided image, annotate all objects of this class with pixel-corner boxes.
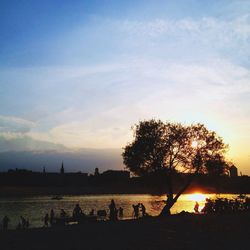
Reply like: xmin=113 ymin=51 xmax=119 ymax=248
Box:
xmin=1 ymin=213 xmax=249 ymax=250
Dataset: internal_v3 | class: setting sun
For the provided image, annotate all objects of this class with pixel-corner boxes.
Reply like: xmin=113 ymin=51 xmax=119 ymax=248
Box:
xmin=187 ymin=193 xmax=207 ymax=202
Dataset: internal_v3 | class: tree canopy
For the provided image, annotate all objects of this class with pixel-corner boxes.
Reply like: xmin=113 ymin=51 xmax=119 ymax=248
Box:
xmin=122 ymin=119 xmax=229 ymax=215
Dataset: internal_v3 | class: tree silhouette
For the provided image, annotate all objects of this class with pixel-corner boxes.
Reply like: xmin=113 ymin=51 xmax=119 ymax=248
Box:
xmin=122 ymin=119 xmax=228 ymax=215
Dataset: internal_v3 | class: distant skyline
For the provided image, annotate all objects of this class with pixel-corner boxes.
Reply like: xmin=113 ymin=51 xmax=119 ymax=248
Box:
xmin=0 ymin=1 xmax=250 ymax=174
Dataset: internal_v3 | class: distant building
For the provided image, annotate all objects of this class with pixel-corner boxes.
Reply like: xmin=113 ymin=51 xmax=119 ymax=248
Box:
xmin=229 ymin=165 xmax=238 ymax=178
xmin=101 ymin=170 xmax=130 ymax=181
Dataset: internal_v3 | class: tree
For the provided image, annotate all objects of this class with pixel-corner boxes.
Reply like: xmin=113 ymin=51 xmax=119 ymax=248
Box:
xmin=205 ymin=155 xmax=229 ymax=177
xmin=122 ymin=119 xmax=228 ymax=215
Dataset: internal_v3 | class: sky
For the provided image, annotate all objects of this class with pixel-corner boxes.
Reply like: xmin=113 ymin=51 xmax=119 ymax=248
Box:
xmin=0 ymin=0 xmax=250 ymax=174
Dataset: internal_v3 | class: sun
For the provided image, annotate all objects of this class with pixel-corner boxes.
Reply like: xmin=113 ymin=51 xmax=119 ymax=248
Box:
xmin=191 ymin=140 xmax=198 ymax=148
xmin=188 ymin=193 xmax=206 ymax=202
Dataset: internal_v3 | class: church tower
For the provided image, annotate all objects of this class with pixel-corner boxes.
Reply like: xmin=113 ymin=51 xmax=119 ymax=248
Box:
xmin=60 ymin=162 xmax=64 ymax=174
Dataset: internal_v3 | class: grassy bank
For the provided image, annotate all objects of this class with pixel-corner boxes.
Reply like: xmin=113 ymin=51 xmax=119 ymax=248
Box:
xmin=1 ymin=213 xmax=249 ymax=250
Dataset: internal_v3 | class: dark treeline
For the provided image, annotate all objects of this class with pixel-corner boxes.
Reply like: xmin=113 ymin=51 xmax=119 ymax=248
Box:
xmin=0 ymin=168 xmax=250 ymax=194
xmin=133 ymin=172 xmax=250 ymax=194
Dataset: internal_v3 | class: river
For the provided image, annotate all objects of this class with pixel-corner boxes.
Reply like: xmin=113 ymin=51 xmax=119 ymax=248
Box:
xmin=0 ymin=193 xmax=246 ymax=229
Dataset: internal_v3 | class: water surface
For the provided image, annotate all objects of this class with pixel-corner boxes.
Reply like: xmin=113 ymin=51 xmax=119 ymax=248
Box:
xmin=0 ymin=193 xmax=245 ymax=229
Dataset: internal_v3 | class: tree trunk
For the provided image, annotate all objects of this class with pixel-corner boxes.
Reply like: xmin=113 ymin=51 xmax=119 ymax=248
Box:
xmin=159 ymin=193 xmax=175 ymax=216
xmin=159 ymin=170 xmax=175 ymax=216
xmin=159 ymin=199 xmax=174 ymax=216
xmin=159 ymin=172 xmax=198 ymax=216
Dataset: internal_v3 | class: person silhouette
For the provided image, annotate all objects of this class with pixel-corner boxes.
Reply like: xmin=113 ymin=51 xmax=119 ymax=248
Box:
xmin=132 ymin=204 xmax=140 ymax=219
xmin=2 ymin=216 xmax=10 ymax=230
xmin=26 ymin=219 xmax=30 ymax=228
xmin=73 ymin=204 xmax=83 ymax=219
xmin=118 ymin=207 xmax=123 ymax=218
xmin=194 ymin=202 xmax=199 ymax=213
xmin=44 ymin=213 xmax=49 ymax=227
xmin=50 ymin=209 xmax=55 ymax=226
xmin=20 ymin=216 xmax=27 ymax=229
xmin=109 ymin=199 xmax=117 ymax=221
xmin=140 ymin=203 xmax=146 ymax=217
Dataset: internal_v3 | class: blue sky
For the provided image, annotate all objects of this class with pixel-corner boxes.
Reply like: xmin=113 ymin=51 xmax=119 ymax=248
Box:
xmin=0 ymin=0 xmax=250 ymax=173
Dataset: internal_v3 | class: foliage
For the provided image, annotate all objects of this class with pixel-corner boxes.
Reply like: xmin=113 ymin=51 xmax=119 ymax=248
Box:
xmin=122 ymin=119 xmax=229 ymax=215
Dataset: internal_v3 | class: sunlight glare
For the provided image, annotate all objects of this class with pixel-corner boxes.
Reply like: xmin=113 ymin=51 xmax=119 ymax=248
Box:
xmin=191 ymin=140 xmax=198 ymax=148
xmin=188 ymin=193 xmax=206 ymax=202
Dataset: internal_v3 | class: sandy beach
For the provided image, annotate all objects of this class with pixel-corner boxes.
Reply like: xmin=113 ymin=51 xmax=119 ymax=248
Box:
xmin=1 ymin=213 xmax=249 ymax=250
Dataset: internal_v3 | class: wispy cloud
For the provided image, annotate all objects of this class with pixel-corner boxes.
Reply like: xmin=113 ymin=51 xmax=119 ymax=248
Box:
xmin=0 ymin=1 xmax=250 ymax=173
xmin=7 ymin=58 xmax=246 ymax=155
xmin=120 ymin=15 xmax=250 ymax=39
xmin=117 ymin=15 xmax=250 ymax=65
xmin=0 ymin=115 xmax=35 ymax=136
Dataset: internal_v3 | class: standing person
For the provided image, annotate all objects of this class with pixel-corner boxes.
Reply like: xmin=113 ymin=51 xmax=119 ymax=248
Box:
xmin=2 ymin=216 xmax=10 ymax=230
xmin=20 ymin=216 xmax=27 ymax=229
xmin=194 ymin=202 xmax=199 ymax=213
xmin=73 ymin=204 xmax=83 ymax=219
xmin=25 ymin=218 xmax=30 ymax=228
xmin=50 ymin=209 xmax=55 ymax=226
xmin=44 ymin=213 xmax=49 ymax=227
xmin=109 ymin=199 xmax=117 ymax=221
xmin=132 ymin=204 xmax=140 ymax=219
xmin=118 ymin=207 xmax=123 ymax=218
xmin=140 ymin=203 xmax=146 ymax=217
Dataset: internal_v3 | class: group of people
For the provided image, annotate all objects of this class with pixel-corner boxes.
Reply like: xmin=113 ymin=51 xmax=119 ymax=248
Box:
xmin=44 ymin=209 xmax=55 ymax=227
xmin=107 ymin=200 xmax=148 ymax=221
xmin=2 ymin=200 xmax=148 ymax=230
xmin=1 ymin=215 xmax=29 ymax=230
xmin=44 ymin=204 xmax=85 ymax=227
xmin=43 ymin=201 xmax=125 ymax=225
xmin=132 ymin=203 xmax=147 ymax=218
xmin=109 ymin=199 xmax=124 ymax=221
xmin=17 ymin=216 xmax=30 ymax=229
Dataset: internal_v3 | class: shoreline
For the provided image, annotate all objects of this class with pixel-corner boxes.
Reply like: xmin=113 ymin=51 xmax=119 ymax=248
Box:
xmin=1 ymin=213 xmax=250 ymax=250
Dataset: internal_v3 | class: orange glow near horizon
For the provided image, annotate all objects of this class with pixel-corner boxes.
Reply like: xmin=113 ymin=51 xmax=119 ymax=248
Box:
xmin=187 ymin=193 xmax=207 ymax=202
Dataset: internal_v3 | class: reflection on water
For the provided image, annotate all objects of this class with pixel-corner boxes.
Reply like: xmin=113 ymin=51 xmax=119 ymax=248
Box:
xmin=0 ymin=193 xmax=246 ymax=229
